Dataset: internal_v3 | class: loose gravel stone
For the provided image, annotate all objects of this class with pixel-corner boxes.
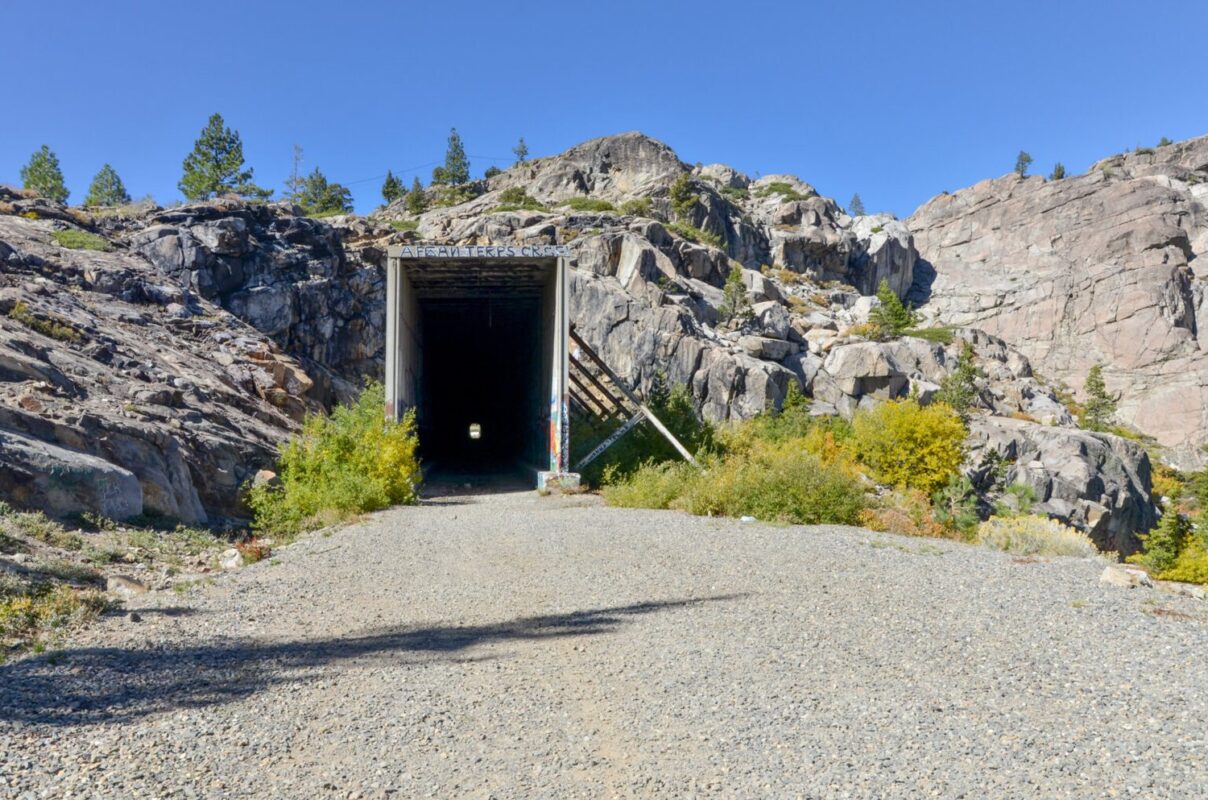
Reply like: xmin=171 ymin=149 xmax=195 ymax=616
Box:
xmin=1 ymin=489 xmax=1206 ymax=798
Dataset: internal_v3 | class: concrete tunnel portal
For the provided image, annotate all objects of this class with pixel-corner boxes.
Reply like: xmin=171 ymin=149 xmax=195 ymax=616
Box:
xmin=384 ymin=245 xmax=575 ymax=489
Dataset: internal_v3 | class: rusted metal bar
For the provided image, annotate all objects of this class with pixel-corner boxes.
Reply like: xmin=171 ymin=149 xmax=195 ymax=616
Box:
xmin=569 ymin=356 xmax=628 ymax=414
xmin=575 ymin=410 xmax=646 ymax=471
xmin=569 ymin=372 xmax=614 ymax=419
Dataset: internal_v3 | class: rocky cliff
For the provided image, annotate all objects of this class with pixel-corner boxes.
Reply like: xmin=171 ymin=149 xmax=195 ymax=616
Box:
xmin=2 ymin=131 xmax=1182 ymax=551
xmin=908 ymin=137 xmax=1208 ymax=467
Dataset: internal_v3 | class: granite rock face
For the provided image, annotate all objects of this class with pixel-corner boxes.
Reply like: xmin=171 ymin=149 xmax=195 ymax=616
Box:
xmin=0 ymin=196 xmax=317 ymax=523
xmin=0 ymin=132 xmax=1173 ymax=546
xmin=908 ymin=136 xmax=1208 ymax=466
xmin=965 ymin=416 xmax=1157 ymax=555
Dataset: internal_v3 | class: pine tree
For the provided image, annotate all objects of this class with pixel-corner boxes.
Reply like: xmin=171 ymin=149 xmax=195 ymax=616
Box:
xmin=1157 ymin=137 xmax=1172 ymax=147
xmin=849 ymin=193 xmax=866 ymax=216
xmin=20 ymin=145 xmax=69 ymax=203
xmin=83 ymin=164 xmax=131 ymax=207
xmin=443 ymin=128 xmax=470 ymax=185
xmin=284 ymin=144 xmax=304 ymax=202
xmin=179 ymin=113 xmax=270 ymax=201
xmin=296 ymin=168 xmax=353 ymax=216
xmin=381 ymin=170 xmax=404 ymax=204
xmin=1014 ymin=150 xmax=1033 ymax=177
xmin=512 ymin=136 xmax=529 ymax=164
xmin=1082 ymin=363 xmax=1117 ymax=431
xmin=869 ymin=278 xmax=918 ymax=339
xmin=1049 ymin=163 xmax=1066 ymax=180
xmin=405 ymin=177 xmax=427 ymax=214
xmin=717 ymin=264 xmax=751 ymax=323
xmin=1134 ymin=510 xmax=1190 ymax=575
xmin=935 ymin=341 xmax=982 ymax=419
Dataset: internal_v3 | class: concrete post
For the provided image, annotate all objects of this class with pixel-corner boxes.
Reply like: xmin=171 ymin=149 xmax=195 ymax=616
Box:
xmin=384 ymin=256 xmax=403 ymax=422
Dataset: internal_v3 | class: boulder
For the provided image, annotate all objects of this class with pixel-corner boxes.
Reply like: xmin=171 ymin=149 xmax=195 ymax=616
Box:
xmin=0 ymin=428 xmax=142 ymax=520
xmin=965 ymin=416 xmax=1157 ymax=554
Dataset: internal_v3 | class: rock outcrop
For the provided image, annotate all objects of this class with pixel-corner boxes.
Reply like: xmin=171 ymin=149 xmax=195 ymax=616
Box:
xmin=908 ymin=136 xmax=1208 ymax=466
xmin=965 ymin=417 xmax=1157 ymax=555
xmin=0 ymin=131 xmax=1173 ymax=548
xmin=0 ymin=194 xmax=317 ymax=524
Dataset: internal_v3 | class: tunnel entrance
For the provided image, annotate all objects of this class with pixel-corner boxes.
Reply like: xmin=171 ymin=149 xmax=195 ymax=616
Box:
xmin=384 ymin=245 xmax=575 ymax=489
xmin=418 ymin=297 xmax=543 ymax=471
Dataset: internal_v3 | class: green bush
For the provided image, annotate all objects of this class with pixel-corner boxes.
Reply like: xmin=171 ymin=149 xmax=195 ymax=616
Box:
xmin=931 ymin=475 xmax=981 ymax=538
xmin=248 ymin=382 xmax=421 ymax=538
xmin=52 ymin=229 xmax=113 ymax=252
xmin=717 ymin=262 xmax=751 ymax=322
xmin=755 ymin=181 xmax=813 ymax=202
xmin=562 ymin=196 xmax=616 ymax=212
xmin=494 ymin=186 xmax=546 ymax=212
xmin=1128 ymin=510 xmax=1195 ymax=578
xmin=903 ymin=327 xmax=954 ymax=344
xmin=389 ymin=219 xmax=418 ymax=233
xmin=620 ymin=197 xmax=653 ymax=217
xmin=852 ymin=399 xmax=966 ymax=494
xmin=976 ymin=515 xmax=1099 ymax=557
xmin=602 ymin=460 xmax=697 ymax=510
xmin=571 ymin=379 xmax=714 ymax=487
xmin=7 ymin=301 xmax=81 ymax=343
xmin=666 ymin=221 xmax=722 ymax=248
xmin=675 ymin=443 xmax=867 ymax=524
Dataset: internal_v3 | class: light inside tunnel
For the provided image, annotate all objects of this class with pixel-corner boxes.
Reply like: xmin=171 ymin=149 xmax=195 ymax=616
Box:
xmin=468 ymin=423 xmax=481 ymax=440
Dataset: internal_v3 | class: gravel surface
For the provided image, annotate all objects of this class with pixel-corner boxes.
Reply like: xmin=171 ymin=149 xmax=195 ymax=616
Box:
xmin=2 ymin=487 xmax=1206 ymax=798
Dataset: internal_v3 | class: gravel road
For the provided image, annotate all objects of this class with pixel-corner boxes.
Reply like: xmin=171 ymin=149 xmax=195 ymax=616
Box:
xmin=2 ymin=487 xmax=1206 ymax=799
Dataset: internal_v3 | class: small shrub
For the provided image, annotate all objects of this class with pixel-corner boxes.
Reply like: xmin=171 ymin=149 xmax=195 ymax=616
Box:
xmin=7 ymin=300 xmax=82 ymax=343
xmin=52 ymin=228 xmax=113 ymax=252
xmin=1128 ymin=510 xmax=1191 ymax=575
xmin=931 ymin=475 xmax=981 ymax=538
xmin=389 ymin=219 xmax=418 ymax=233
xmin=248 ymin=382 xmax=421 ymax=538
xmin=619 ymin=197 xmax=652 ymax=217
xmin=852 ymin=399 xmax=966 ymax=494
xmin=976 ymin=515 xmax=1099 ymax=558
xmin=0 ymin=582 xmax=108 ymax=647
xmin=994 ymin=483 xmax=1037 ymax=517
xmin=562 ymin=196 xmax=616 ymax=213
xmin=10 ymin=511 xmax=83 ymax=550
xmin=666 ymin=221 xmax=722 ymax=248
xmin=1162 ymin=539 xmax=1208 ymax=584
xmin=602 ymin=461 xmax=696 ymax=510
xmin=859 ymin=489 xmax=952 ymax=539
xmin=495 ymin=186 xmax=547 ymax=212
xmin=902 ymin=327 xmax=954 ymax=345
xmin=755 ymin=182 xmax=813 ymax=202
xmin=673 ymin=444 xmax=867 ymax=525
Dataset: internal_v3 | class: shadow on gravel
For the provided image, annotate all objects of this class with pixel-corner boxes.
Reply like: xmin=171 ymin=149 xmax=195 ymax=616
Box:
xmin=0 ymin=594 xmax=745 ymax=727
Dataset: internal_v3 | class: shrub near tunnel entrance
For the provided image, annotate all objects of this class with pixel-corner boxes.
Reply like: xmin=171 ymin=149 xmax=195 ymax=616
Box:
xmin=851 ymin=399 xmax=967 ymax=494
xmin=248 ymin=382 xmax=421 ymax=537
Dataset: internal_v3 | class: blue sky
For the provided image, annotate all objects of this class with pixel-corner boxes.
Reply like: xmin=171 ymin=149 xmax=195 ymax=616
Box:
xmin=4 ymin=0 xmax=1205 ymax=216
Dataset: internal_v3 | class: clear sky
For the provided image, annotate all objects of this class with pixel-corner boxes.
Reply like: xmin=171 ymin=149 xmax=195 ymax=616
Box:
xmin=4 ymin=0 xmax=1205 ymax=216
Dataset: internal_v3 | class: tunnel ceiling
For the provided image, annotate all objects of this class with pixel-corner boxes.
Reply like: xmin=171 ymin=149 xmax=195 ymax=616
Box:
xmin=404 ymin=259 xmax=556 ymax=299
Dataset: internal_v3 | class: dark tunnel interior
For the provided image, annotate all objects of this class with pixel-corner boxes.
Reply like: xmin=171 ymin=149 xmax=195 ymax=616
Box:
xmin=417 ymin=297 xmax=547 ymax=477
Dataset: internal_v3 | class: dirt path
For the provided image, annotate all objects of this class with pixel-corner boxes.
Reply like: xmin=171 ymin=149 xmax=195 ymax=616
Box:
xmin=2 ymin=489 xmax=1206 ymax=798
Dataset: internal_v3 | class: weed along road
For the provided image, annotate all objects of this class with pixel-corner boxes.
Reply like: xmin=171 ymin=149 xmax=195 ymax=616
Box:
xmin=2 ymin=489 xmax=1206 ymax=798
